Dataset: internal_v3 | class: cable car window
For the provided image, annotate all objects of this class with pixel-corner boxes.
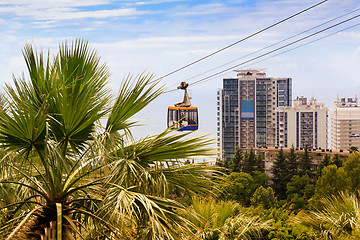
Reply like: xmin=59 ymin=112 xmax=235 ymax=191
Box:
xmin=188 ymin=110 xmax=192 ymax=124
xmin=179 ymin=110 xmax=185 ymax=120
xmin=189 ymin=110 xmax=195 ymax=124
xmin=168 ymin=109 xmax=178 ymax=127
xmin=173 ymin=109 xmax=177 ymax=122
xmin=193 ymin=110 xmax=198 ymax=124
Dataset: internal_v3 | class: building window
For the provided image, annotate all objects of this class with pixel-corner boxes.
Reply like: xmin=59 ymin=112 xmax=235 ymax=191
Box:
xmin=315 ymin=112 xmax=318 ymax=148
xmin=296 ymin=112 xmax=299 ymax=148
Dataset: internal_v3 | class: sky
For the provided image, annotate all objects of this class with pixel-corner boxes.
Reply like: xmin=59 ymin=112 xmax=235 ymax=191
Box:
xmin=0 ymin=0 xmax=360 ymax=144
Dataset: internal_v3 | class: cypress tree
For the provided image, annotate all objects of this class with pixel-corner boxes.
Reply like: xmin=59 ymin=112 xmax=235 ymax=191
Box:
xmin=332 ymin=154 xmax=342 ymax=168
xmin=299 ymin=146 xmax=313 ymax=178
xmin=232 ymin=148 xmax=243 ymax=172
xmin=271 ymin=148 xmax=288 ymax=200
xmin=254 ymin=152 xmax=265 ymax=172
xmin=224 ymin=158 xmax=230 ymax=169
xmin=242 ymin=148 xmax=256 ymax=174
xmin=317 ymin=154 xmax=331 ymax=176
xmin=286 ymin=146 xmax=298 ymax=181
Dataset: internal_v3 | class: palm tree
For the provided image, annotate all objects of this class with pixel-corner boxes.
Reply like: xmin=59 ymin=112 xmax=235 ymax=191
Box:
xmin=0 ymin=40 xmax=219 ymax=240
xmin=296 ymin=192 xmax=360 ymax=239
xmin=181 ymin=197 xmax=269 ymax=240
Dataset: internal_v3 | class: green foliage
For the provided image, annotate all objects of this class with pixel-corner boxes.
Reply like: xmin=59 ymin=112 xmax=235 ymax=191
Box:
xmin=317 ymin=154 xmax=331 ymax=176
xmin=242 ymin=149 xmax=256 ymax=174
xmin=223 ymin=158 xmax=230 ymax=169
xmin=220 ymin=213 xmax=269 ymax=240
xmin=349 ymin=146 xmax=358 ymax=152
xmin=252 ymin=170 xmax=269 ymax=190
xmin=227 ymin=148 xmax=265 ymax=176
xmin=343 ymin=153 xmax=360 ymax=193
xmin=286 ymin=174 xmax=315 ymax=211
xmin=331 ymin=153 xmax=343 ymax=168
xmin=272 ymin=148 xmax=288 ymax=200
xmin=286 ymin=146 xmax=298 ymax=182
xmin=182 ymin=198 xmax=269 ymax=240
xmin=299 ymin=146 xmax=314 ymax=178
xmin=220 ymin=172 xmax=254 ymax=206
xmin=203 ymin=151 xmax=360 ymax=240
xmin=246 ymin=207 xmax=317 ymax=240
xmin=182 ymin=197 xmax=240 ymax=239
xmin=232 ymin=148 xmax=243 ymax=173
xmin=254 ymin=152 xmax=264 ymax=173
xmin=315 ymin=165 xmax=350 ymax=198
xmin=251 ymin=186 xmax=277 ymax=209
xmin=297 ymin=192 xmax=360 ymax=239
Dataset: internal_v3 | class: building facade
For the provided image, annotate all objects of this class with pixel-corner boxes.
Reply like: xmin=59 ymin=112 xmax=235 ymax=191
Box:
xmin=276 ymin=96 xmax=328 ymax=149
xmin=217 ymin=69 xmax=292 ymax=159
xmin=330 ymin=96 xmax=360 ymax=151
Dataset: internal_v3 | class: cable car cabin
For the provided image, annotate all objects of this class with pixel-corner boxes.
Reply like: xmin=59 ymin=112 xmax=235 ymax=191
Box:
xmin=168 ymin=106 xmax=198 ymax=131
xmin=168 ymin=81 xmax=198 ymax=131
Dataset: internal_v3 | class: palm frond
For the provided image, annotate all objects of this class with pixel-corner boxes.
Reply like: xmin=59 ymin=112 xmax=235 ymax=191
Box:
xmin=0 ymin=81 xmax=46 ymax=154
xmin=106 ymin=72 xmax=164 ymax=136
xmin=108 ymin=128 xmax=219 ymax=197
xmin=296 ymin=192 xmax=360 ymax=239
xmin=50 ymin=39 xmax=110 ymax=153
xmin=118 ymin=128 xmax=214 ymax=166
xmin=220 ymin=213 xmax=269 ymax=240
xmin=100 ymin=184 xmax=194 ymax=239
xmin=180 ymin=197 xmax=269 ymax=240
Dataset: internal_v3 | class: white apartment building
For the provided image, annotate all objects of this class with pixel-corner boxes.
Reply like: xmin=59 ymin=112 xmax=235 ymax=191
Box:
xmin=330 ymin=96 xmax=360 ymax=151
xmin=276 ymin=96 xmax=328 ymax=149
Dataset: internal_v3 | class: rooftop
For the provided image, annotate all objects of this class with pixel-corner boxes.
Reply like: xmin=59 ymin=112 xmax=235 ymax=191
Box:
xmin=334 ymin=96 xmax=359 ymax=108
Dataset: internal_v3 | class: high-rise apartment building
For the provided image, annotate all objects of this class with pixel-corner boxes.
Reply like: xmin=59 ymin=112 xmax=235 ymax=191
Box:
xmin=217 ymin=69 xmax=292 ymax=159
xmin=276 ymin=96 xmax=328 ymax=149
xmin=330 ymin=96 xmax=360 ymax=151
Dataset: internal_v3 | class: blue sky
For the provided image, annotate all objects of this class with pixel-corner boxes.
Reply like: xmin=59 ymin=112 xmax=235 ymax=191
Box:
xmin=0 ymin=0 xmax=360 ymax=145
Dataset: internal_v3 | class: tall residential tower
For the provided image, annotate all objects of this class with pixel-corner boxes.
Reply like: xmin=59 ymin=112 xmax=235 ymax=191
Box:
xmin=330 ymin=96 xmax=360 ymax=151
xmin=217 ymin=69 xmax=292 ymax=159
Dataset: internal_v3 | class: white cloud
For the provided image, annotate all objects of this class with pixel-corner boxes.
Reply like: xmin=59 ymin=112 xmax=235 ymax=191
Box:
xmin=32 ymin=20 xmax=57 ymax=28
xmin=0 ymin=1 xmax=151 ymax=21
xmin=0 ymin=0 xmax=111 ymax=8
xmin=173 ymin=3 xmax=233 ymax=17
xmin=0 ymin=6 xmax=142 ymax=20
xmin=94 ymin=34 xmax=244 ymax=50
xmin=34 ymin=8 xmax=140 ymax=20
xmin=337 ymin=30 xmax=360 ymax=40
xmin=133 ymin=0 xmax=189 ymax=5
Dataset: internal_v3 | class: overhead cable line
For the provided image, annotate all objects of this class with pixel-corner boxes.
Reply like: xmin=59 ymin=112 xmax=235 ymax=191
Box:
xmin=151 ymin=0 xmax=328 ymax=83
xmin=239 ymin=22 xmax=360 ymax=70
xmin=188 ymin=14 xmax=360 ymax=87
xmin=164 ymin=13 xmax=360 ymax=93
xmin=180 ymin=6 xmax=360 ymax=84
xmin=188 ymin=22 xmax=360 ymax=88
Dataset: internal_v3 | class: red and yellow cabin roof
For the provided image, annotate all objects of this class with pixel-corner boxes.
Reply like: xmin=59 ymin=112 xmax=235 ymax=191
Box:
xmin=168 ymin=106 xmax=197 ymax=110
